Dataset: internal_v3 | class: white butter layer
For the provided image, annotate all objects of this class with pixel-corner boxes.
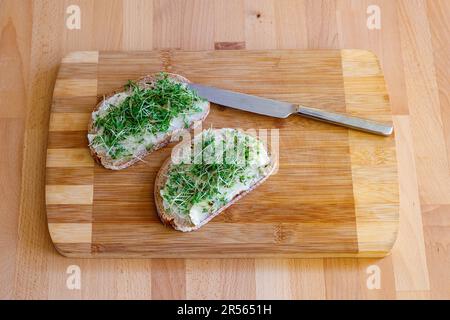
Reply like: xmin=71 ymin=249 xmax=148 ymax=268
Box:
xmin=189 ymin=201 xmax=211 ymax=226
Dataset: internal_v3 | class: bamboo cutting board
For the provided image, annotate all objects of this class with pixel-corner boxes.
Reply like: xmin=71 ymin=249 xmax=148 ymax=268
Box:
xmin=46 ymin=50 xmax=399 ymax=258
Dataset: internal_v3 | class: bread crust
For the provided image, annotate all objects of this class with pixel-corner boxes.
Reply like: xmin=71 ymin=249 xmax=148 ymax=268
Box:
xmin=154 ymin=137 xmax=276 ymax=232
xmin=88 ymin=73 xmax=210 ymax=170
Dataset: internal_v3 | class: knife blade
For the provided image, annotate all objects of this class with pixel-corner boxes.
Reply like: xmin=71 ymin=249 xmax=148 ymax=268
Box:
xmin=188 ymin=83 xmax=296 ymax=119
xmin=188 ymin=83 xmax=393 ymax=136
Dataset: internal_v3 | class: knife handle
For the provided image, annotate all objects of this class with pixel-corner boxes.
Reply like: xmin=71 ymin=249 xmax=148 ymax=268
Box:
xmin=296 ymin=105 xmax=393 ymax=136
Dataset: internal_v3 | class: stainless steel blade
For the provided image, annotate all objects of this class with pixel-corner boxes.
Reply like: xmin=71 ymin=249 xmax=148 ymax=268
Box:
xmin=188 ymin=83 xmax=296 ymax=118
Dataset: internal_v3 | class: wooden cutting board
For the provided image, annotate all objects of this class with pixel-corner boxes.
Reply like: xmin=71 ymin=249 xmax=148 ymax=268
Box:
xmin=46 ymin=50 xmax=399 ymax=258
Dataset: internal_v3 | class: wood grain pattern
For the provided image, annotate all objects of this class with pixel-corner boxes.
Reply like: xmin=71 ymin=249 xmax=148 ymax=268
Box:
xmin=2 ymin=0 xmax=448 ymax=299
xmin=48 ymin=223 xmax=92 ymax=243
xmin=45 ymin=185 xmax=93 ymax=205
xmin=427 ymin=0 xmax=450 ymax=176
xmin=62 ymin=51 xmax=99 ymax=64
xmin=186 ymin=259 xmax=256 ymax=299
xmin=49 ymin=113 xmax=91 ymax=131
xmin=0 ymin=119 xmax=25 ymax=299
xmin=342 ymin=49 xmax=399 ymax=254
xmin=53 ymin=79 xmax=98 ymax=98
xmin=46 ymin=149 xmax=94 ymax=167
xmin=45 ymin=50 xmax=398 ymax=258
xmin=391 ymin=116 xmax=429 ymax=292
xmin=0 ymin=0 xmax=31 ymax=299
xmin=398 ymin=0 xmax=450 ymax=204
xmin=13 ymin=0 xmax=66 ymax=300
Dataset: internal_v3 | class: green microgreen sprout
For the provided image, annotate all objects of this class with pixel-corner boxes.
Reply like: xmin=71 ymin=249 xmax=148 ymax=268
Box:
xmin=161 ymin=129 xmax=268 ymax=217
xmin=91 ymin=72 xmax=204 ymax=159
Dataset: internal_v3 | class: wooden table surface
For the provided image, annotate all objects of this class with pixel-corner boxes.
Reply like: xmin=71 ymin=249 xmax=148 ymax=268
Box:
xmin=1 ymin=0 xmax=449 ymax=299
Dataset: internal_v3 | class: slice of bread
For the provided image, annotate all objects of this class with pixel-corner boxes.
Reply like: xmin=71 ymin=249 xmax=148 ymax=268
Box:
xmin=154 ymin=128 xmax=276 ymax=232
xmin=88 ymin=73 xmax=210 ymax=170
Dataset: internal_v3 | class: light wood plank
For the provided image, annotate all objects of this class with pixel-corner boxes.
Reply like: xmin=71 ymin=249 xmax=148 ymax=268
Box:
xmin=427 ymin=0 xmax=450 ymax=180
xmin=181 ymin=0 xmax=215 ymax=50
xmin=46 ymin=149 xmax=94 ymax=168
xmin=48 ymin=223 xmax=92 ymax=243
xmin=62 ymin=51 xmax=99 ymax=64
xmin=335 ymin=0 xmax=409 ymax=115
xmin=53 ymin=79 xmax=98 ymax=98
xmin=341 ymin=49 xmax=382 ymax=78
xmin=342 ymin=49 xmax=399 ymax=255
xmin=46 ymin=185 xmax=93 ymax=205
xmin=186 ymin=259 xmax=255 ymax=299
xmin=288 ymin=259 xmax=326 ymax=299
xmin=47 ymin=258 xmax=152 ymax=299
xmin=122 ymin=0 xmax=153 ymax=51
xmin=324 ymin=258 xmax=366 ymax=299
xmin=0 ymin=0 xmax=31 ymax=119
xmin=151 ymin=259 xmax=186 ymax=299
xmin=274 ymin=0 xmax=308 ymax=49
xmin=49 ymin=113 xmax=91 ymax=131
xmin=153 ymin=0 xmax=184 ymax=49
xmin=0 ymin=0 xmax=32 ymax=300
xmin=115 ymin=260 xmax=152 ymax=299
xmin=81 ymin=260 xmax=118 ymax=299
xmin=396 ymin=290 xmax=431 ymax=300
xmin=305 ymin=0 xmax=339 ymax=48
xmin=422 ymin=204 xmax=450 ymax=299
xmin=13 ymin=0 xmax=66 ymax=300
xmin=244 ymin=0 xmax=277 ymax=49
xmin=93 ymin=0 xmax=123 ymax=51
xmin=398 ymin=0 xmax=450 ymax=204
xmin=391 ymin=115 xmax=430 ymax=291
xmin=255 ymin=260 xmax=292 ymax=299
xmin=0 ymin=119 xmax=24 ymax=299
xmin=214 ymin=0 xmax=245 ymax=43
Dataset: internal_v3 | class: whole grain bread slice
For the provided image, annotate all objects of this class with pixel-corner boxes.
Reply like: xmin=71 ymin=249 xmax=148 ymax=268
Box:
xmin=154 ymin=135 xmax=276 ymax=232
xmin=88 ymin=73 xmax=210 ymax=170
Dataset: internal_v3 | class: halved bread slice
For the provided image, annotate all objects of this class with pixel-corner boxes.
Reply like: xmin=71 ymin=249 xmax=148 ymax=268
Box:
xmin=155 ymin=128 xmax=276 ymax=232
xmin=88 ymin=73 xmax=210 ymax=170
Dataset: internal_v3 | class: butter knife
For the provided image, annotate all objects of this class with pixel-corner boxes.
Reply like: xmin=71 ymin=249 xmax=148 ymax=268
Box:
xmin=188 ymin=83 xmax=393 ymax=136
